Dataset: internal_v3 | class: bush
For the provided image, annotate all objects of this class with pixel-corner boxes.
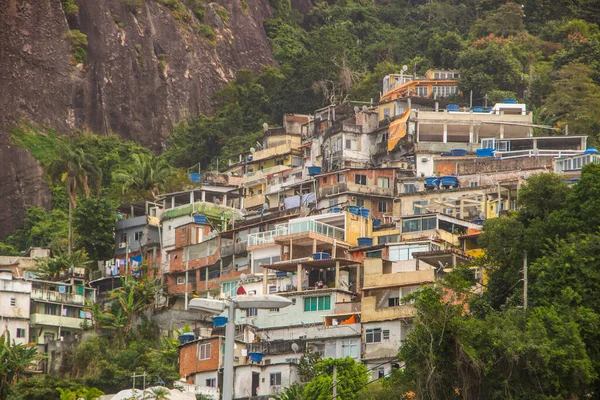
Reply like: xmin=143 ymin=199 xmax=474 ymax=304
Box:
xmin=124 ymin=0 xmax=143 ymax=13
xmin=61 ymin=0 xmax=79 ymax=16
xmin=193 ymin=7 xmax=206 ymax=20
xmin=195 ymin=23 xmax=216 ymax=45
xmin=63 ymin=29 xmax=88 ymax=64
xmin=215 ymin=5 xmax=228 ymax=22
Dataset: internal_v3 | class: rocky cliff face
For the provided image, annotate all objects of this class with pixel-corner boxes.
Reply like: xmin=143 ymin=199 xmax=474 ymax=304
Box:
xmin=0 ymin=0 xmax=276 ymax=238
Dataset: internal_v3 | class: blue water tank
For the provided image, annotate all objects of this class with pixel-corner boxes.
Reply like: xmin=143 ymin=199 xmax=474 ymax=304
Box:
xmin=330 ymin=207 xmax=342 ymax=213
xmin=584 ymin=148 xmax=599 ymax=154
xmin=472 ymin=107 xmax=485 ymax=113
xmin=447 ymin=104 xmax=460 ymax=112
xmin=425 ymin=177 xmax=440 ymax=188
xmin=476 ymin=148 xmax=495 ymax=157
xmin=348 ymin=206 xmax=360 ymax=215
xmin=179 ymin=333 xmax=195 ymax=345
xmin=359 ymin=208 xmax=370 ymax=218
xmin=502 ymin=98 xmax=517 ymax=104
xmin=189 ymin=173 xmax=201 ymax=182
xmin=440 ymin=176 xmax=459 ymax=188
xmin=451 ymin=149 xmax=467 ymax=157
xmin=357 ymin=237 xmax=373 ymax=247
xmin=213 ymin=316 xmax=228 ymax=328
xmin=308 ymin=166 xmax=322 ymax=176
xmin=249 ymin=352 xmax=264 ymax=363
xmin=313 ymin=252 xmax=331 ymax=260
xmin=193 ymin=215 xmax=208 ymax=224
xmin=373 ymin=219 xmax=382 ymax=228
xmin=275 ymin=271 xmax=288 ymax=277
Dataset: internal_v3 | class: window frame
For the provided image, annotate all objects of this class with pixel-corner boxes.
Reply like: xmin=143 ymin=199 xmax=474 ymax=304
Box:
xmin=378 ymin=201 xmax=388 ymax=213
xmin=10 ymin=297 xmax=16 ymax=306
xmin=16 ymin=328 xmax=26 ymax=338
xmin=303 ymin=296 xmax=331 ymax=312
xmin=377 ymin=177 xmax=390 ymax=189
xmin=206 ymin=378 xmax=216 ymax=387
xmin=354 ymin=174 xmax=367 ymax=185
xmin=366 ymin=328 xmax=382 ymax=343
xmin=199 ymin=343 xmax=211 ymax=360
xmin=270 ymin=372 xmax=282 ymax=386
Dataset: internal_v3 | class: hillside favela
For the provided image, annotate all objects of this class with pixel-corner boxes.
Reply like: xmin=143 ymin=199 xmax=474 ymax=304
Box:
xmin=2 ymin=1 xmax=600 ymax=399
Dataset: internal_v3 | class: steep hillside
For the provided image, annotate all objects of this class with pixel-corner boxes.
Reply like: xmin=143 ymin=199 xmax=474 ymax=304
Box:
xmin=0 ymin=0 xmax=276 ymax=238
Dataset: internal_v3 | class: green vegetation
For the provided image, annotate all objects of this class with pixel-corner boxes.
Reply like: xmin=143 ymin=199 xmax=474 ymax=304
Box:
xmin=60 ymin=0 xmax=78 ymax=16
xmin=63 ymin=30 xmax=88 ymax=64
xmin=194 ymin=23 xmax=216 ymax=45
xmin=0 ymin=336 xmax=41 ymax=398
xmin=124 ymin=0 xmax=143 ymax=13
xmin=214 ymin=5 xmax=228 ymax=23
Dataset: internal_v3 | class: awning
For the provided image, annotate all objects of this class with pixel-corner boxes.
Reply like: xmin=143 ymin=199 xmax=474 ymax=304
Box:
xmin=388 ymin=108 xmax=411 ymax=152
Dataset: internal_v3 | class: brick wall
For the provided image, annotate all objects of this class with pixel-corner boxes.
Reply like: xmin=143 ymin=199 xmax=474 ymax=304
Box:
xmin=179 ymin=337 xmax=222 ymax=380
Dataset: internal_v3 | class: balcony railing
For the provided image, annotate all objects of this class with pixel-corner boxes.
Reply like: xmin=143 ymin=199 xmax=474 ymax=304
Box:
xmin=31 ymin=289 xmax=87 ymax=305
xmin=247 ymin=220 xmax=345 ymax=247
xmin=30 ymin=313 xmax=87 ymax=330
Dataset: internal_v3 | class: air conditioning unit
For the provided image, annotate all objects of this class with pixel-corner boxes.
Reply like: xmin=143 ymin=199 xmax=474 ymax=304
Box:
xmin=119 ymin=242 xmax=127 ymax=249
xmin=421 ymin=158 xmax=429 ymax=162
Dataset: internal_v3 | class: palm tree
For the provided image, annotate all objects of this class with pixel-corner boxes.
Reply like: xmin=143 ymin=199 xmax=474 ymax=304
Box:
xmin=149 ymin=387 xmax=171 ymax=399
xmin=112 ymin=154 xmax=173 ymax=200
xmin=0 ymin=335 xmax=41 ymax=398
xmin=46 ymin=141 xmax=101 ymax=254
xmin=35 ymin=250 xmax=90 ymax=281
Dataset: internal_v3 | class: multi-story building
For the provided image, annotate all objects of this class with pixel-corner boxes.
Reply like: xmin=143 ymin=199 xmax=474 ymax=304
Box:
xmin=0 ymin=270 xmax=32 ymax=345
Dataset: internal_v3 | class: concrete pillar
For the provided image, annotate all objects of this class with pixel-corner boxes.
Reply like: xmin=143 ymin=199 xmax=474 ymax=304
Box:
xmin=469 ymin=124 xmax=474 ymax=143
xmin=289 ymin=239 xmax=293 ymax=261
xmin=190 ymin=191 xmax=194 ymax=204
xmin=297 ymin=263 xmax=303 ymax=292
xmin=443 ymin=123 xmax=448 ymax=143
xmin=201 ymin=191 xmax=206 ymax=202
xmin=171 ymin=196 xmax=175 ymax=209
xmin=263 ymin=266 xmax=268 ymax=294
xmin=223 ymin=194 xmax=228 ymax=207
xmin=312 ymin=239 xmax=317 ymax=254
xmin=452 ymin=253 xmax=457 ymax=267
xmin=415 ymin=259 xmax=420 ymax=271
xmin=335 ymin=261 xmax=340 ymax=290
xmin=416 ymin=122 xmax=420 ymax=142
xmin=499 ymin=124 xmax=504 ymax=139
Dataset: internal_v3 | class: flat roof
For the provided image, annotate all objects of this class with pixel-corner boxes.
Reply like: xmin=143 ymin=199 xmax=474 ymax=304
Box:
xmin=264 ymin=258 xmax=360 ymax=272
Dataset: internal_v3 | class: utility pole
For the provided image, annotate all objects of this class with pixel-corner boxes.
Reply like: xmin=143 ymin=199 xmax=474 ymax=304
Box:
xmin=184 ymin=248 xmax=189 ymax=311
xmin=484 ymin=93 xmax=488 ymax=108
xmin=332 ymin=364 xmax=338 ymax=399
xmin=469 ymin=90 xmax=473 ymax=109
xmin=523 ymin=250 xmax=528 ymax=310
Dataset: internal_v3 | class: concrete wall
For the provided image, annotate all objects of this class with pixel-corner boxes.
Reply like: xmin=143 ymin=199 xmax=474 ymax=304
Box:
xmin=362 ymin=320 xmax=410 ymax=361
xmin=234 ymin=363 xmax=299 ymax=399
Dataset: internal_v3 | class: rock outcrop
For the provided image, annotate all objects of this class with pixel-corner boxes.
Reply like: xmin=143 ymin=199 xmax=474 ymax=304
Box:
xmin=0 ymin=0 xmax=277 ymax=238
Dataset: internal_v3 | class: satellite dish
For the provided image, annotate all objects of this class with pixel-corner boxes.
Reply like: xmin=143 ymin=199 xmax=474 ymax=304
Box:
xmin=240 ymin=273 xmax=248 ymax=283
xmin=354 ymin=106 xmax=360 ymax=113
xmin=263 ymin=122 xmax=269 ymax=131
xmin=291 ymin=342 xmax=300 ymax=353
xmin=262 ymin=203 xmax=269 ymax=211
xmin=402 ymin=65 xmax=408 ymax=72
xmin=249 ymin=147 xmax=256 ymax=154
xmin=362 ymin=105 xmax=368 ymax=111
xmin=241 ymin=208 xmax=247 ymax=216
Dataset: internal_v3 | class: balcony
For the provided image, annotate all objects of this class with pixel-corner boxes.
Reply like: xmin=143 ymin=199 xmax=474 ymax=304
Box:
xmin=244 ymin=194 xmax=266 ymax=209
xmin=242 ymin=165 xmax=291 ymax=185
xmin=318 ymin=182 xmax=394 ymax=198
xmin=30 ymin=288 xmax=88 ymax=306
xmin=30 ymin=313 xmax=86 ymax=330
xmin=247 ymin=220 xmax=345 ymax=247
xmin=361 ymin=296 xmax=415 ymax=323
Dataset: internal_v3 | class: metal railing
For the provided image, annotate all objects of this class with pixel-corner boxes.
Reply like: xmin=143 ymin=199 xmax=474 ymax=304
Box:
xmin=247 ymin=220 xmax=345 ymax=246
xmin=493 ymin=149 xmax=584 ymax=160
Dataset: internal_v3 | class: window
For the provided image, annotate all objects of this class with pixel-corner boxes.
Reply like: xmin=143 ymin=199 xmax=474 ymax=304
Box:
xmin=304 ymin=296 xmax=331 ymax=312
xmin=383 ymin=329 xmax=390 ymax=339
xmin=269 ymin=308 xmax=280 ymax=312
xmin=134 ymin=231 xmax=143 ymax=241
xmin=199 ymin=343 xmax=211 ymax=360
xmin=356 ymin=198 xmax=365 ymax=208
xmin=345 ymin=139 xmax=357 ymax=150
xmin=276 ymin=159 xmax=284 ymax=166
xmin=403 ymin=184 xmax=417 ymax=194
xmin=377 ymin=177 xmax=390 ymax=189
xmin=388 ymin=243 xmax=431 ymax=261
xmin=366 ymin=328 xmax=382 ymax=343
xmin=246 ymin=308 xmax=258 ymax=317
xmin=206 ymin=378 xmax=216 ymax=387
xmin=378 ymin=234 xmax=399 ymax=244
xmin=338 ymin=173 xmax=345 ymax=183
xmin=416 ymin=86 xmax=428 ymax=97
xmin=376 ymin=368 xmax=385 ymax=379
xmin=119 ymin=233 xmax=127 ymax=246
xmin=388 ymin=297 xmax=400 ymax=307
xmin=222 ymin=281 xmax=239 ymax=297
xmin=270 ymin=372 xmax=282 ymax=386
xmin=354 ymin=174 xmax=367 ymax=185
xmin=268 ymin=285 xmax=277 ymax=294
xmin=341 ymin=340 xmax=359 ymax=359
xmin=378 ymin=202 xmax=388 ymax=213
xmin=43 ymin=332 xmax=55 ymax=344
xmin=470 ymin=181 xmax=478 ymax=187
xmin=176 ymin=276 xmax=185 ymax=285
xmin=16 ymin=328 xmax=26 ymax=338
xmin=10 ymin=298 xmax=16 ymax=306
xmin=412 ymin=200 xmax=428 ymax=215
xmin=383 ymin=108 xmax=390 ymax=119
xmin=45 ymin=304 xmax=59 ymax=316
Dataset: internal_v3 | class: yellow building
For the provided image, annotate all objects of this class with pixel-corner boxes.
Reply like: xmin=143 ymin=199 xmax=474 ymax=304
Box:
xmin=380 ymin=70 xmax=460 ymax=105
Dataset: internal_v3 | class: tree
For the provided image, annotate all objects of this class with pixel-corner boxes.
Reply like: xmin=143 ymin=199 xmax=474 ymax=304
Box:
xmin=148 ymin=387 xmax=170 ymax=399
xmin=0 ymin=335 xmax=41 ymax=398
xmin=35 ymin=250 xmax=91 ymax=281
xmin=457 ymin=41 xmax=524 ymax=100
xmin=112 ymin=154 xmax=174 ymax=201
xmin=73 ymin=197 xmax=115 ymax=262
xmin=302 ymin=357 xmax=369 ymax=400
xmin=544 ymin=63 xmax=600 ymax=143
xmin=517 ymin=173 xmax=570 ymax=220
xmin=46 ymin=140 xmax=101 ymax=254
xmin=471 ymin=2 xmax=525 ymax=38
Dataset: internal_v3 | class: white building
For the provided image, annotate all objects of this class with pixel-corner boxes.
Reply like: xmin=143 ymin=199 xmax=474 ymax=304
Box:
xmin=0 ymin=270 xmax=32 ymax=345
